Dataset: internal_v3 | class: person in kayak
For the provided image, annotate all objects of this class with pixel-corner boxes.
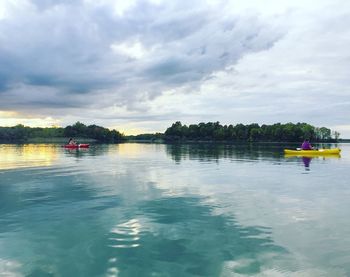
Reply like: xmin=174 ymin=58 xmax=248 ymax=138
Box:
xmin=301 ymin=139 xmax=313 ymax=150
xmin=68 ymin=138 xmax=77 ymax=145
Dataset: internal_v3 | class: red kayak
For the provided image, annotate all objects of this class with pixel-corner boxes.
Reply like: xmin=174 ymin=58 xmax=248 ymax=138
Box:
xmin=63 ymin=144 xmax=90 ymax=149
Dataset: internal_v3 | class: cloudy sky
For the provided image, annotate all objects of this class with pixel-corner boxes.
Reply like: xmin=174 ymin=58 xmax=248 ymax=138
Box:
xmin=0 ymin=0 xmax=349 ymax=136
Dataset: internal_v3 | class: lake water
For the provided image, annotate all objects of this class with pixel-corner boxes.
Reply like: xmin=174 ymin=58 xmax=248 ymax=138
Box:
xmin=0 ymin=143 xmax=349 ymax=277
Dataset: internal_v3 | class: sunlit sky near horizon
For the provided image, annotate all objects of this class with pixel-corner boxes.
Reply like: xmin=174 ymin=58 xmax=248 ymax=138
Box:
xmin=0 ymin=0 xmax=350 ymax=136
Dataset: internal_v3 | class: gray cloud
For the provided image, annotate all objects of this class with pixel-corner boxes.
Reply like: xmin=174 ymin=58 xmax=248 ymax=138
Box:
xmin=0 ymin=0 xmax=283 ymax=110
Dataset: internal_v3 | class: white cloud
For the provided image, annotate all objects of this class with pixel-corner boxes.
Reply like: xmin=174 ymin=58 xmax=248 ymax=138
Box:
xmin=110 ymin=41 xmax=148 ymax=59
xmin=84 ymin=0 xmax=138 ymax=17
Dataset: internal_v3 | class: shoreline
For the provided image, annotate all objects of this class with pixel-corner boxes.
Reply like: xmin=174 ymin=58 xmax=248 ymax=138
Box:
xmin=0 ymin=139 xmax=345 ymax=144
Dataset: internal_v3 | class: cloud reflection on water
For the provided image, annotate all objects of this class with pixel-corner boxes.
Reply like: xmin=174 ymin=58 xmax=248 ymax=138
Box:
xmin=0 ymin=158 xmax=289 ymax=276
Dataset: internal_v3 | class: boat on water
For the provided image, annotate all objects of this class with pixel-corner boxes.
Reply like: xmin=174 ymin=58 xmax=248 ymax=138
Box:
xmin=63 ymin=144 xmax=90 ymax=149
xmin=284 ymin=148 xmax=341 ymax=156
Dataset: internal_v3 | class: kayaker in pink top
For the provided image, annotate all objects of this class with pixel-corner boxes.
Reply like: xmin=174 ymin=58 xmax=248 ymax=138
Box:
xmin=301 ymin=140 xmax=313 ymax=150
xmin=68 ymin=138 xmax=77 ymax=145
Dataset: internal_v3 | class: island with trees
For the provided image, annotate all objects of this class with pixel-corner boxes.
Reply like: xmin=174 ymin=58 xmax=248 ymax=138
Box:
xmin=0 ymin=122 xmax=125 ymax=143
xmin=163 ymin=122 xmax=340 ymax=142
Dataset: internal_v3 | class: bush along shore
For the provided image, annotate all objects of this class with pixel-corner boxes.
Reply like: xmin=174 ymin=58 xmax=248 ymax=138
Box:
xmin=0 ymin=121 xmax=340 ymax=143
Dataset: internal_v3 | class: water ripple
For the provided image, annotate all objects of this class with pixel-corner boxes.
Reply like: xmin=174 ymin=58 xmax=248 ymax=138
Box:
xmin=108 ymin=219 xmax=141 ymax=249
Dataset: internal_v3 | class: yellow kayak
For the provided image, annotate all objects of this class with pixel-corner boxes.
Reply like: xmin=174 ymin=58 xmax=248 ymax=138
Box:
xmin=285 ymin=153 xmax=340 ymax=159
xmin=284 ymin=148 xmax=341 ymax=155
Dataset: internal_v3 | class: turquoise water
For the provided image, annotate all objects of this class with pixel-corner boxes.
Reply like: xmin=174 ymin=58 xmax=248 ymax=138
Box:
xmin=0 ymin=143 xmax=349 ymax=276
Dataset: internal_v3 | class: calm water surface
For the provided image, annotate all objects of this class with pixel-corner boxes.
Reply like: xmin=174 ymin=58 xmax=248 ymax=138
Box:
xmin=0 ymin=143 xmax=349 ymax=276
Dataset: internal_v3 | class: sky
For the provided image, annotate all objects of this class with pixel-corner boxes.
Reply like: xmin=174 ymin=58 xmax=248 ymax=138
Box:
xmin=0 ymin=0 xmax=349 ymax=136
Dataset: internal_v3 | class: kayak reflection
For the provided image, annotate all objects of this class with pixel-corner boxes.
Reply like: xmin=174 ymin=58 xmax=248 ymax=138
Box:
xmin=284 ymin=154 xmax=341 ymax=170
xmin=302 ymin=157 xmax=312 ymax=169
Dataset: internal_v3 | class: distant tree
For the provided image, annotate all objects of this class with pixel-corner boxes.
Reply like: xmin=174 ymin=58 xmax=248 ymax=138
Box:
xmin=315 ymin=127 xmax=332 ymax=141
xmin=234 ymin=124 xmax=247 ymax=140
xmin=164 ymin=121 xmax=184 ymax=140
xmin=333 ymin=131 xmax=340 ymax=141
xmin=249 ymin=128 xmax=261 ymax=141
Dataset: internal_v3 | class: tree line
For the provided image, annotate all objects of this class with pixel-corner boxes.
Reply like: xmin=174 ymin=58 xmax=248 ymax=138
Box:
xmin=0 ymin=122 xmax=125 ymax=143
xmin=0 ymin=121 xmax=340 ymax=143
xmin=164 ymin=122 xmax=340 ymax=142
